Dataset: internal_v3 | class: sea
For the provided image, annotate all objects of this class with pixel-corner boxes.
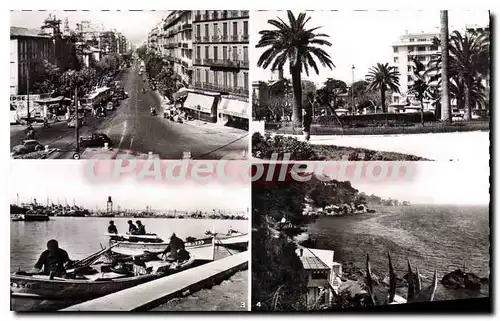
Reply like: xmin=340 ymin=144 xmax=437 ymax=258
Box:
xmin=10 ymin=217 xmax=248 ymax=311
xmin=304 ymin=205 xmax=490 ymax=301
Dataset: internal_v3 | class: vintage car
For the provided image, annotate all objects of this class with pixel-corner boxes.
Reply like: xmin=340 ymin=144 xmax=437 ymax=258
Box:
xmin=79 ymin=133 xmax=113 ymax=148
xmin=12 ymin=139 xmax=44 ymax=155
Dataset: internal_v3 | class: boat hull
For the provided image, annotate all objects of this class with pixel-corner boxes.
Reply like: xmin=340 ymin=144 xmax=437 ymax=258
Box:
xmin=21 ymin=214 xmax=50 ymax=222
xmin=110 ymin=237 xmax=215 ymax=261
xmin=214 ymin=233 xmax=248 ymax=250
xmin=10 ymin=273 xmax=161 ymax=300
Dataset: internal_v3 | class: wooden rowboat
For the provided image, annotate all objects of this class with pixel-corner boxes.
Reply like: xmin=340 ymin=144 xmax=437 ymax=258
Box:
xmin=10 ymin=271 xmax=162 ymax=300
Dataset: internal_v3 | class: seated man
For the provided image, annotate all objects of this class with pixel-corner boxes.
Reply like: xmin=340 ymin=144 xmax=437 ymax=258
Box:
xmin=34 ymin=239 xmax=71 ymax=277
xmin=162 ymin=233 xmax=185 ymax=261
xmin=108 ymin=220 xmax=118 ymax=234
xmin=136 ymin=220 xmax=146 ymax=235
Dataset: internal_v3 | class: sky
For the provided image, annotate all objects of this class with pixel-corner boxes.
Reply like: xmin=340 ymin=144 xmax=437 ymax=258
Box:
xmin=10 ymin=10 xmax=168 ymax=46
xmin=349 ymin=162 xmax=490 ymax=206
xmin=251 ymin=10 xmax=490 ymax=86
xmin=9 ymin=161 xmax=249 ymax=211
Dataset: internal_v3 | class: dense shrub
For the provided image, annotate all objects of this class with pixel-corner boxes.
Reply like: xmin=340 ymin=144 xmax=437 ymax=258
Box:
xmin=316 ymin=112 xmax=437 ymax=126
xmin=252 ymin=132 xmax=321 ymax=160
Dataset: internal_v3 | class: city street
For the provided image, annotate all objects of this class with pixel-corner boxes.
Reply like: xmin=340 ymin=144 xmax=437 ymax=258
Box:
xmin=10 ymin=64 xmax=248 ymax=160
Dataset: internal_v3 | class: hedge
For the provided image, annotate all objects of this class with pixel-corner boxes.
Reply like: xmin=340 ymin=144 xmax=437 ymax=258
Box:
xmin=316 ymin=112 xmax=438 ymax=126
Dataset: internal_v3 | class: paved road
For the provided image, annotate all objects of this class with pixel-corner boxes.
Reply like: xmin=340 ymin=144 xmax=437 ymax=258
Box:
xmin=11 ymin=65 xmax=248 ymax=159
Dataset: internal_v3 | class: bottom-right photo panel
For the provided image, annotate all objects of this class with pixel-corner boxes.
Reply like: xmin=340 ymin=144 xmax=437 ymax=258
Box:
xmin=251 ymin=162 xmax=490 ymax=312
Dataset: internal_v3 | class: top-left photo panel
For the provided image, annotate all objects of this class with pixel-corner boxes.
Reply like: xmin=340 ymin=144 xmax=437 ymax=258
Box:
xmin=10 ymin=10 xmax=250 ymax=160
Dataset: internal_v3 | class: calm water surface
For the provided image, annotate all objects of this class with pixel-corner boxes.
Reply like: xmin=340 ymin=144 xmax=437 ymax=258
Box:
xmin=11 ymin=217 xmax=248 ymax=271
xmin=305 ymin=205 xmax=490 ymax=300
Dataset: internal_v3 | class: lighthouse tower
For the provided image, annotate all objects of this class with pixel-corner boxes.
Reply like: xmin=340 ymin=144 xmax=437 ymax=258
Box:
xmin=107 ymin=196 xmax=113 ymax=215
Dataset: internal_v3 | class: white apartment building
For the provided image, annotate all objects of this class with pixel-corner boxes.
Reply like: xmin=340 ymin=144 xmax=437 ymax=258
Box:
xmin=391 ymin=30 xmax=440 ymax=109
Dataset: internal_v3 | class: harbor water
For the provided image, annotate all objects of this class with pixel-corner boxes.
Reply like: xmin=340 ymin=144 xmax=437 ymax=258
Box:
xmin=10 ymin=217 xmax=248 ymax=311
xmin=305 ymin=205 xmax=490 ymax=301
xmin=11 ymin=217 xmax=247 ymax=271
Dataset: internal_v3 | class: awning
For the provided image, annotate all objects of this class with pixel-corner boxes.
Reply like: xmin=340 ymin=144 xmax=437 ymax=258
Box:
xmin=219 ymin=98 xmax=249 ymax=119
xmin=173 ymin=87 xmax=189 ymax=100
xmin=183 ymin=93 xmax=214 ymax=114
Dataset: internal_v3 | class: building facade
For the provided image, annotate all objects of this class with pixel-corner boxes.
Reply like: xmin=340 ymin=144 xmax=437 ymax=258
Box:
xmin=391 ymin=30 xmax=440 ymax=108
xmin=162 ymin=10 xmax=193 ymax=86
xmin=187 ymin=10 xmax=250 ymax=125
xmin=10 ymin=27 xmax=54 ymax=96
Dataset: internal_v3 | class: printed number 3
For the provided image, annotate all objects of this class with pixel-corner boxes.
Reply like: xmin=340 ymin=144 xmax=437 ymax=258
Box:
xmin=240 ymin=302 xmax=246 ymax=309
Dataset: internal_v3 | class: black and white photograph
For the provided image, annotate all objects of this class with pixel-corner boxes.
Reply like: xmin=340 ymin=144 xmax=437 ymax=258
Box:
xmin=10 ymin=10 xmax=249 ymax=160
xmin=251 ymin=162 xmax=490 ymax=311
xmin=251 ymin=10 xmax=490 ymax=162
xmin=9 ymin=162 xmax=249 ymax=311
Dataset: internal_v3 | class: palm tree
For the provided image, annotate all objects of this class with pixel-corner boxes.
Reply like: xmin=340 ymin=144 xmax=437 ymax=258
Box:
xmin=440 ymin=11 xmax=452 ymax=123
xmin=449 ymin=30 xmax=489 ymax=120
xmin=256 ymin=11 xmax=335 ymax=127
xmin=365 ymin=63 xmax=400 ymax=113
xmin=408 ymin=57 xmax=430 ymax=126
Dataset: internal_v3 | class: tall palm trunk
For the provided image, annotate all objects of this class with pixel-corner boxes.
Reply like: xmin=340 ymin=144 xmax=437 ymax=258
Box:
xmin=420 ymin=99 xmax=425 ymax=126
xmin=440 ymin=11 xmax=452 ymax=123
xmin=290 ymin=64 xmax=303 ymax=127
xmin=464 ymin=78 xmax=472 ymax=121
xmin=380 ymin=88 xmax=386 ymax=113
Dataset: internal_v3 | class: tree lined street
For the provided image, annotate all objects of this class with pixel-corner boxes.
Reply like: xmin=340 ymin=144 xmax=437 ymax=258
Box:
xmin=11 ymin=63 xmax=248 ymax=159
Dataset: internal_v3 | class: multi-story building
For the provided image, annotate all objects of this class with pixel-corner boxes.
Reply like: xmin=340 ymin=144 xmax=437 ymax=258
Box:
xmin=162 ymin=10 xmax=193 ymax=86
xmin=391 ymin=30 xmax=440 ymax=110
xmin=185 ymin=10 xmax=250 ymax=126
xmin=10 ymin=27 xmax=54 ymax=96
xmin=99 ymin=31 xmax=118 ymax=54
xmin=116 ymin=33 xmax=128 ymax=55
xmin=147 ymin=24 xmax=161 ymax=55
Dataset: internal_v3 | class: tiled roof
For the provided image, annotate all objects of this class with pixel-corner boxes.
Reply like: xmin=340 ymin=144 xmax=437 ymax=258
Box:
xmin=300 ymin=256 xmax=329 ymax=270
xmin=11 ymin=27 xmax=50 ymax=38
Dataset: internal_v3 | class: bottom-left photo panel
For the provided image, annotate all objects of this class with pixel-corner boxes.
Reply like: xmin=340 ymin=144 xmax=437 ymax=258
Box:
xmin=9 ymin=161 xmax=249 ymax=312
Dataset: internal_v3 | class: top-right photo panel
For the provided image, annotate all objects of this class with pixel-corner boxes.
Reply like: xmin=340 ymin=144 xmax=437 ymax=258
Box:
xmin=251 ymin=10 xmax=491 ymax=162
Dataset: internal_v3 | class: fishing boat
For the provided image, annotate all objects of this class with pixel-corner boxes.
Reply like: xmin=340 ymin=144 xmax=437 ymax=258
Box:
xmin=108 ymin=234 xmax=215 ymax=261
xmin=10 ymin=245 xmax=196 ymax=301
xmin=10 ymin=214 xmax=50 ymax=222
xmin=206 ymin=230 xmax=249 ymax=250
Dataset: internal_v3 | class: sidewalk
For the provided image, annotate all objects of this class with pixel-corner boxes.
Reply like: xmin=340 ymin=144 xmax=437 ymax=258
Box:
xmin=183 ymin=119 xmax=248 ymax=138
xmin=80 ymin=147 xmax=160 ymax=159
xmin=276 ymin=131 xmax=490 ymax=162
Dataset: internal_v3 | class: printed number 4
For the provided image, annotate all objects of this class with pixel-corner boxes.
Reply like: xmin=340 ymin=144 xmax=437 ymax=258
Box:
xmin=256 ymin=302 xmax=261 ymax=307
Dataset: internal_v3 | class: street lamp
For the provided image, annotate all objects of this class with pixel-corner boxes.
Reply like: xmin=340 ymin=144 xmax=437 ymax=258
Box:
xmin=351 ymin=65 xmax=355 ymax=115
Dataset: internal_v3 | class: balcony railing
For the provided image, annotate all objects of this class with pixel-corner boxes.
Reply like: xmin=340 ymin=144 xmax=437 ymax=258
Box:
xmin=194 ymin=58 xmax=202 ymax=65
xmin=230 ymin=10 xmax=239 ymax=18
xmin=203 ymin=36 xmax=210 ymax=42
xmin=182 ymin=23 xmax=192 ymax=30
xmin=202 ymin=59 xmax=249 ymax=69
xmin=193 ymin=82 xmax=249 ymax=96
xmin=242 ymin=10 xmax=249 ymax=17
xmin=212 ymin=35 xmax=220 ymax=42
xmin=182 ymin=43 xmax=188 ymax=48
xmin=220 ymin=35 xmax=229 ymax=42
xmin=231 ymin=35 xmax=239 ymax=42
xmin=194 ymin=36 xmax=202 ymax=42
xmin=194 ymin=14 xmax=202 ymax=22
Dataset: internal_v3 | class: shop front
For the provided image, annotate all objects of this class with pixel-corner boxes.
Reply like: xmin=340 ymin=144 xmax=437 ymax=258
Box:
xmin=182 ymin=92 xmax=218 ymax=123
xmin=217 ymin=97 xmax=249 ymax=130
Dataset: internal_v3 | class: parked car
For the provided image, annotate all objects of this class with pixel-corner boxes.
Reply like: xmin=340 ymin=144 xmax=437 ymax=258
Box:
xmin=67 ymin=117 xmax=85 ymax=128
xmin=12 ymin=139 xmax=44 ymax=155
xmin=79 ymin=133 xmax=112 ymax=148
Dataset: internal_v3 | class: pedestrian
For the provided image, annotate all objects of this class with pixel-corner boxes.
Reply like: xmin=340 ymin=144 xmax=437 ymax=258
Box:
xmin=303 ymin=94 xmax=313 ymax=142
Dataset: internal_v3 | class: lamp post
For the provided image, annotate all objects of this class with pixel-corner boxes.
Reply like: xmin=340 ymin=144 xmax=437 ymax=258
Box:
xmin=351 ymin=65 xmax=355 ymax=115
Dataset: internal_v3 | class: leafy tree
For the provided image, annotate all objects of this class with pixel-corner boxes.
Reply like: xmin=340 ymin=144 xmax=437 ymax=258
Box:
xmin=365 ymin=63 xmax=401 ymax=113
xmin=408 ymin=57 xmax=430 ymax=126
xmin=256 ymin=11 xmax=335 ymax=127
xmin=30 ymin=59 xmax=61 ymax=94
xmin=59 ymin=68 xmax=95 ymax=98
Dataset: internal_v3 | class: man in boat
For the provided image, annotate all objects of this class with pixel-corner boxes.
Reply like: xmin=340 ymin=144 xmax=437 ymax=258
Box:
xmin=128 ymin=220 xmax=138 ymax=234
xmin=136 ymin=220 xmax=146 ymax=235
xmin=108 ymin=220 xmax=118 ymax=234
xmin=34 ymin=239 xmax=71 ymax=277
xmin=162 ymin=233 xmax=186 ymax=261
